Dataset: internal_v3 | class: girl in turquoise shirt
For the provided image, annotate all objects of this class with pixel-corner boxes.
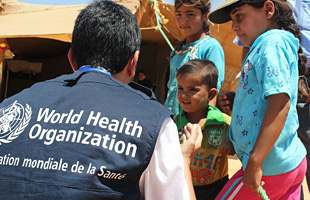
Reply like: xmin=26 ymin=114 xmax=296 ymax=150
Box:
xmin=209 ymin=0 xmax=307 ymax=199
xmin=164 ymin=0 xmax=225 ymax=116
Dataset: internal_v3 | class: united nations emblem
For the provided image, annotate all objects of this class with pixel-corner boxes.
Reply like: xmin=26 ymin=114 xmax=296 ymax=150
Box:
xmin=0 ymin=101 xmax=32 ymax=145
xmin=208 ymin=128 xmax=223 ymax=146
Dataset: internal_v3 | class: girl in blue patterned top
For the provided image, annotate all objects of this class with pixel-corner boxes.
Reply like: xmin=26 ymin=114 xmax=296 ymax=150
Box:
xmin=208 ymin=0 xmax=307 ymax=199
xmin=164 ymin=0 xmax=225 ymax=116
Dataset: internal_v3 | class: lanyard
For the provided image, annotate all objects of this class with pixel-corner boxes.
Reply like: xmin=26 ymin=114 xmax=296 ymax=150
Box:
xmin=78 ymin=66 xmax=112 ymax=77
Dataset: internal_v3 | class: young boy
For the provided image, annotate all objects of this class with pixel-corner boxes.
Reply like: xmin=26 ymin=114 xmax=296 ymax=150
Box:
xmin=175 ymin=59 xmax=235 ymax=200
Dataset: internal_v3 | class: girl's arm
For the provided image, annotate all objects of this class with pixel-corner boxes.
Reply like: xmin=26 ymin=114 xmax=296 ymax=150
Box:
xmin=243 ymin=93 xmax=290 ymax=197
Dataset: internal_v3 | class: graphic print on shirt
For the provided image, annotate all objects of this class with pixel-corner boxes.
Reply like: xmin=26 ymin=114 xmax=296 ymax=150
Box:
xmin=189 ymin=125 xmax=226 ymax=185
xmin=248 ymin=88 xmax=254 ymax=95
xmin=242 ymin=130 xmax=248 ymax=136
xmin=242 ymin=60 xmax=253 ymax=90
xmin=196 ymin=168 xmax=212 ymax=184
xmin=0 ymin=101 xmax=32 ymax=145
xmin=236 ymin=115 xmax=243 ymax=126
xmin=267 ymin=66 xmax=279 ymax=77
xmin=253 ymin=110 xmax=258 ymax=117
xmin=208 ymin=128 xmax=223 ymax=146
xmin=191 ymin=152 xmax=223 ymax=185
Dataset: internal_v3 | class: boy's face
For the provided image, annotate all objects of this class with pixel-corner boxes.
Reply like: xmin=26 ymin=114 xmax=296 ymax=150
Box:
xmin=177 ymin=73 xmax=210 ymax=114
xmin=229 ymin=3 xmax=273 ymax=47
xmin=175 ymin=3 xmax=207 ymax=43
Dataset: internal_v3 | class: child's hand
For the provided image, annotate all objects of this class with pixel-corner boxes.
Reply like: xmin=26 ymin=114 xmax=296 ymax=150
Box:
xmin=181 ymin=123 xmax=203 ymax=163
xmin=219 ymin=139 xmax=235 ymax=155
xmin=243 ymin=160 xmax=264 ymax=198
xmin=219 ymin=91 xmax=235 ymax=116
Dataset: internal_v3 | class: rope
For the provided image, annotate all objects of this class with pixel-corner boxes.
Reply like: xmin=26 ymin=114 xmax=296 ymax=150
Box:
xmin=259 ymin=185 xmax=270 ymax=200
xmin=140 ymin=26 xmax=158 ymax=30
xmin=155 ymin=12 xmax=175 ymax=51
xmin=142 ymin=0 xmax=175 ymax=51
xmin=174 ymin=37 xmax=209 ymax=60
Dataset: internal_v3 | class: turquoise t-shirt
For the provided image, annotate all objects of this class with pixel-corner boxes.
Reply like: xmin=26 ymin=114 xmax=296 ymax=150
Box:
xmin=230 ymin=29 xmax=306 ymax=176
xmin=164 ymin=36 xmax=225 ymax=116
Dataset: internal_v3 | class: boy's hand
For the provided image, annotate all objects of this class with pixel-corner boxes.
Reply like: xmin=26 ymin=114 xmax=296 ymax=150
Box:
xmin=181 ymin=123 xmax=203 ymax=163
xmin=219 ymin=139 xmax=235 ymax=155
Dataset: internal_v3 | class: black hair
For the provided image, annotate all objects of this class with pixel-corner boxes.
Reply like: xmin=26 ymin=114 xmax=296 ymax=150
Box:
xmin=176 ymin=59 xmax=218 ymax=89
xmin=227 ymin=0 xmax=307 ymax=76
xmin=71 ymin=0 xmax=141 ymax=74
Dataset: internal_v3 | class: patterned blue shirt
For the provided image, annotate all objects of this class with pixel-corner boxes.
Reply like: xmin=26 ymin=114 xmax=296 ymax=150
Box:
xmin=230 ymin=29 xmax=306 ymax=175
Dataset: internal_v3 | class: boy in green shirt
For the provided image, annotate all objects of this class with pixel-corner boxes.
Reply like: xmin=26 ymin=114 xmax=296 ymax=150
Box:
xmin=175 ymin=59 xmax=235 ymax=200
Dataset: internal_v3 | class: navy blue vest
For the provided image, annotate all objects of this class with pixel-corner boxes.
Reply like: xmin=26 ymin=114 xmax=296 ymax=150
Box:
xmin=0 ymin=71 xmax=171 ymax=199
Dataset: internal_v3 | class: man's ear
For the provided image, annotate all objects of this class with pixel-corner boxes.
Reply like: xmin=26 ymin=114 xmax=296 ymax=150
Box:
xmin=68 ymin=48 xmax=78 ymax=71
xmin=264 ymin=0 xmax=275 ymax=19
xmin=208 ymin=88 xmax=217 ymax=101
xmin=127 ymin=50 xmax=140 ymax=78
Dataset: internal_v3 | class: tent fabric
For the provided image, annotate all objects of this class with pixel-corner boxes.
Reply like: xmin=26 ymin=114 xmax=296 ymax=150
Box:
xmin=0 ymin=0 xmax=141 ymax=42
xmin=0 ymin=0 xmax=179 ymax=43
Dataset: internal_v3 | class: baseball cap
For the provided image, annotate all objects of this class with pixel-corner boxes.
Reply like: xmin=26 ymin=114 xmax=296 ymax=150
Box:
xmin=208 ymin=0 xmax=240 ymax=24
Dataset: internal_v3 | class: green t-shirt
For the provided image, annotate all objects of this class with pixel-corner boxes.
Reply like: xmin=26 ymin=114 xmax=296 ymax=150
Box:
xmin=175 ymin=106 xmax=231 ymax=186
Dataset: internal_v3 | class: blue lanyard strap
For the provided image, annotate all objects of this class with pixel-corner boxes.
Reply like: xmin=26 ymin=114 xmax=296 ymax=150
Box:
xmin=78 ymin=66 xmax=112 ymax=77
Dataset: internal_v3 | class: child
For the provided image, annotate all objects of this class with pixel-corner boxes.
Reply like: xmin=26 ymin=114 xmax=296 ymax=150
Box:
xmin=164 ymin=0 xmax=225 ymax=116
xmin=137 ymin=69 xmax=156 ymax=91
xmin=175 ymin=59 xmax=235 ymax=200
xmin=208 ymin=0 xmax=307 ymax=199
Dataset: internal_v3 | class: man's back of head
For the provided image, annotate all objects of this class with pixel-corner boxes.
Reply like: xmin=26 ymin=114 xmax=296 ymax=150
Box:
xmin=71 ymin=0 xmax=141 ymax=74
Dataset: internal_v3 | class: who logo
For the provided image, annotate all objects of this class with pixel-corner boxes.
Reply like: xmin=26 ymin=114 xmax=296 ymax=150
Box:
xmin=0 ymin=101 xmax=32 ymax=145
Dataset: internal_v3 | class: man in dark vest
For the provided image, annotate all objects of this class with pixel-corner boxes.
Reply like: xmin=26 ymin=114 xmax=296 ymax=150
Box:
xmin=0 ymin=1 xmax=201 ymax=199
